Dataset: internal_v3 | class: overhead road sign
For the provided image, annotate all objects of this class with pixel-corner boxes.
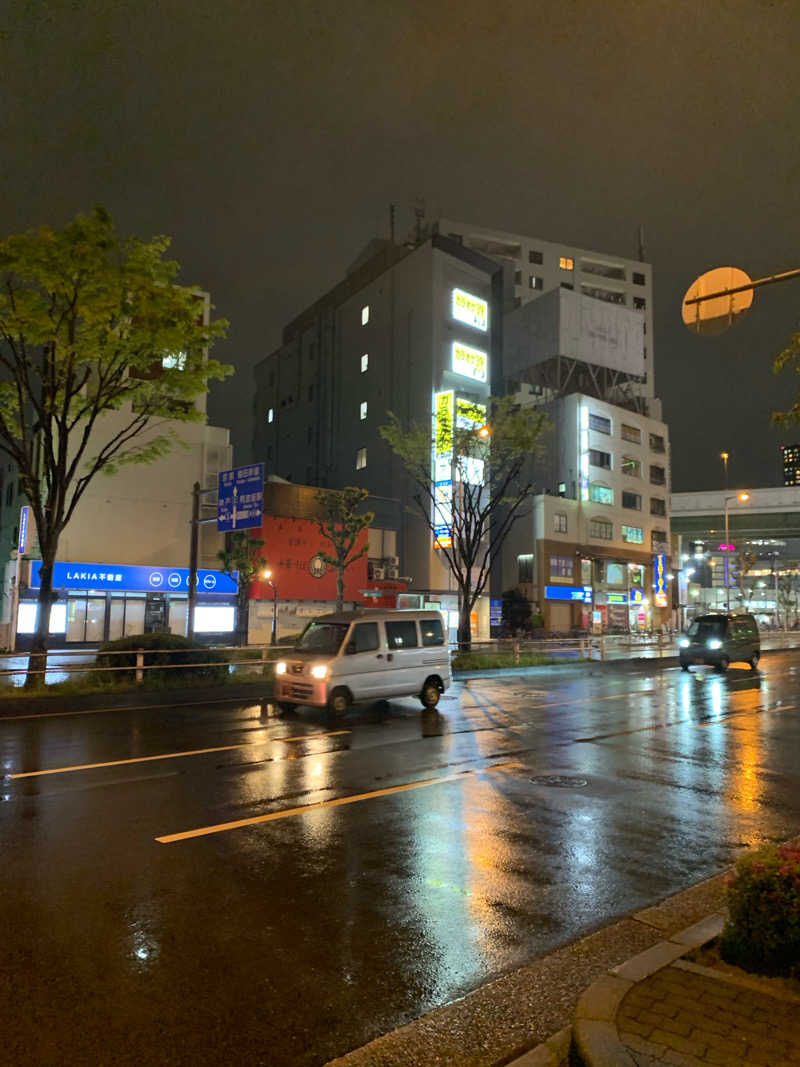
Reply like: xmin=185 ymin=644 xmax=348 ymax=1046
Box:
xmin=217 ymin=463 xmax=264 ymax=532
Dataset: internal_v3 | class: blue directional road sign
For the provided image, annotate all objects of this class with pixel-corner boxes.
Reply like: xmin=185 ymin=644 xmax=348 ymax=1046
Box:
xmin=217 ymin=463 xmax=264 ymax=532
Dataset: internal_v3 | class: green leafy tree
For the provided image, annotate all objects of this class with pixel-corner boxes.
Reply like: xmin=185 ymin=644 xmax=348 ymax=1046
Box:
xmin=773 ymin=330 xmax=800 ymax=425
xmin=314 ymin=487 xmax=373 ymax=613
xmin=217 ymin=532 xmax=266 ymax=646
xmin=380 ymin=395 xmax=547 ymax=650
xmin=0 ymin=207 xmax=230 ymax=684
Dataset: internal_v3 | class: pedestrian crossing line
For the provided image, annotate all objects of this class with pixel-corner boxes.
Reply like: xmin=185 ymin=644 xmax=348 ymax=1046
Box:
xmin=155 ymin=760 xmax=518 ymax=844
xmin=8 ymin=730 xmax=350 ymax=779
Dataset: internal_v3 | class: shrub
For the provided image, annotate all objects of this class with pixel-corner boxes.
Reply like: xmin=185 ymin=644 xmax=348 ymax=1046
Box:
xmin=719 ymin=842 xmax=800 ymax=976
xmin=95 ymin=632 xmax=228 ymax=686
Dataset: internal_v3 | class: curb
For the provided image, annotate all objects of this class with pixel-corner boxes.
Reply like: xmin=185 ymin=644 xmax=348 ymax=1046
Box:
xmin=570 ymin=913 xmax=725 ymax=1066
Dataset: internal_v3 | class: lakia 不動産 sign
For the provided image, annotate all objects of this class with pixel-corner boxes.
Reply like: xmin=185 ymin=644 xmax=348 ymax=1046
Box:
xmin=30 ymin=561 xmax=238 ymax=594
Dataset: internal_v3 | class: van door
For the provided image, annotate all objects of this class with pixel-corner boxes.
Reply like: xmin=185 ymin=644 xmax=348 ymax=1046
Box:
xmin=383 ymin=618 xmax=423 ymax=697
xmin=339 ymin=621 xmax=385 ymax=701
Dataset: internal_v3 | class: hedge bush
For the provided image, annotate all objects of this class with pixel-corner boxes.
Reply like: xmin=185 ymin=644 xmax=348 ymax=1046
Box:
xmin=95 ymin=632 xmax=228 ymax=686
xmin=719 ymin=842 xmax=800 ymax=976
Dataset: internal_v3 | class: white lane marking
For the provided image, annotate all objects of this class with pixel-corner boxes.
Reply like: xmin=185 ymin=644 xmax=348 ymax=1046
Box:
xmin=8 ymin=730 xmax=350 ymax=779
xmin=156 ymin=761 xmax=517 ymax=844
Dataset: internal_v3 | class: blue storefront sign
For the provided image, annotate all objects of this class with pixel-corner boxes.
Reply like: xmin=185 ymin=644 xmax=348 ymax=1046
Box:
xmin=30 ymin=561 xmax=238 ymax=594
xmin=545 ymin=585 xmax=593 ymax=603
xmin=18 ymin=505 xmax=29 ymax=554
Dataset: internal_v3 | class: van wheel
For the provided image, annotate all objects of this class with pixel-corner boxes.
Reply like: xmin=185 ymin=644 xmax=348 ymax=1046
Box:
xmin=277 ymin=702 xmax=296 ymax=715
xmin=715 ymin=656 xmax=730 ymax=673
xmin=749 ymin=651 xmax=760 ymax=671
xmin=420 ymin=681 xmax=441 ymax=709
xmin=680 ymin=661 xmax=690 ymax=672
xmin=327 ymin=687 xmax=351 ymax=716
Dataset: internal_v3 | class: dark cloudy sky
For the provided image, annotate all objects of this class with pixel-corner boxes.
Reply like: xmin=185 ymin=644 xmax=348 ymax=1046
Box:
xmin=3 ymin=0 xmax=799 ymax=492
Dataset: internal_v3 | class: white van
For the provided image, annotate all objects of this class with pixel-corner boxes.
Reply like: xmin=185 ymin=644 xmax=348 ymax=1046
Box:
xmin=273 ymin=609 xmax=451 ymax=714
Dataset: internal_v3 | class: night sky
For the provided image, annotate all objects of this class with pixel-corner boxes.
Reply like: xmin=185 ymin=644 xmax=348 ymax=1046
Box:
xmin=3 ymin=0 xmax=799 ymax=492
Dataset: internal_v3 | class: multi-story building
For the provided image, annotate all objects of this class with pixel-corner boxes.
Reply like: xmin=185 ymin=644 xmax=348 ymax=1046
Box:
xmin=1 ymin=293 xmax=236 ymax=648
xmin=782 ymin=444 xmax=800 ymax=486
xmin=252 ymin=220 xmax=670 ymax=637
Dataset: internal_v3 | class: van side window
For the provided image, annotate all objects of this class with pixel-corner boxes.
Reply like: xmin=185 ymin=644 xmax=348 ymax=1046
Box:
xmin=421 ymin=618 xmax=444 ymax=646
xmin=351 ymin=622 xmax=379 ymax=653
xmin=385 ymin=620 xmax=418 ymax=649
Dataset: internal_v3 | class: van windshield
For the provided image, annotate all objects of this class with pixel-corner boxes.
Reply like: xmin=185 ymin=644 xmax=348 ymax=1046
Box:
xmin=687 ymin=617 xmax=726 ymax=641
xmin=296 ymin=622 xmax=349 ymax=654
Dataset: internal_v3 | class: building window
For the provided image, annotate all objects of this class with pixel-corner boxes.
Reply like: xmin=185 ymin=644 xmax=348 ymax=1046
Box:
xmin=622 ymin=490 xmax=641 ymax=510
xmin=529 ymin=250 xmax=543 ymax=264
xmin=559 ymin=256 xmax=574 ymax=270
xmin=590 ymin=518 xmax=613 ymax=540
xmin=549 ymin=555 xmax=573 ymax=580
xmin=649 ymin=433 xmax=665 ymax=453
xmin=621 ymin=456 xmax=641 ymax=478
xmin=529 ymin=275 xmax=543 ymax=290
xmin=360 ymin=401 xmax=367 ymax=420
xmin=361 ymin=353 xmax=369 ymax=373
xmin=581 ymin=284 xmax=626 ymax=305
xmin=581 ymin=260 xmax=626 ymax=281
xmin=355 ymin=447 xmax=367 ymax=470
xmin=649 ymin=464 xmax=666 ymax=486
xmin=518 ymin=554 xmax=534 ymax=584
xmin=650 ymin=497 xmax=667 ymax=516
xmin=514 ymin=269 xmax=521 ymax=286
xmin=651 ymin=530 xmax=668 ymax=552
xmin=560 ymin=281 xmax=574 ymax=290
xmin=589 ymin=413 xmax=611 ymax=434
xmin=590 ymin=484 xmax=614 ymax=505
xmin=621 ymin=424 xmax=641 ymax=444
xmin=633 ymin=271 xmax=646 ymax=286
xmin=633 ymin=296 xmax=646 ymax=310
xmin=361 ymin=305 xmax=370 ymax=325
xmin=621 ymin=524 xmax=644 ymax=544
xmin=267 ymin=408 xmax=274 ymax=423
xmin=589 ymin=449 xmax=611 ymax=470
xmin=554 ymin=512 xmax=567 ymax=533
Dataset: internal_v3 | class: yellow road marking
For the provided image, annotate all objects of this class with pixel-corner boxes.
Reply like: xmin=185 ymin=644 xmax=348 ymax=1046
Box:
xmin=156 ymin=761 xmax=517 ymax=844
xmin=8 ymin=730 xmax=350 ymax=779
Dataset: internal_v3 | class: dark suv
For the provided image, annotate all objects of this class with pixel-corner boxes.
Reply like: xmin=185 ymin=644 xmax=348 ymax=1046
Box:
xmin=679 ymin=613 xmax=760 ymax=672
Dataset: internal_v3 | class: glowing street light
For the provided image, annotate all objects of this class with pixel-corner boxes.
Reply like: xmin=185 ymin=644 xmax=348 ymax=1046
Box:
xmin=723 ymin=492 xmax=750 ymax=612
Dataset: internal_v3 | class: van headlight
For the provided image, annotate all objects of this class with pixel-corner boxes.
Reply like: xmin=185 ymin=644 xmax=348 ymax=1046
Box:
xmin=679 ymin=638 xmax=690 ymax=648
xmin=707 ymin=639 xmax=722 ymax=649
xmin=275 ymin=661 xmax=287 ymax=675
xmin=311 ymin=664 xmax=328 ymax=679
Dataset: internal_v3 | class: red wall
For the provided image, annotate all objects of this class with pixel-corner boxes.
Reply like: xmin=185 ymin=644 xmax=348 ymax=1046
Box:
xmin=248 ymin=516 xmax=369 ymax=601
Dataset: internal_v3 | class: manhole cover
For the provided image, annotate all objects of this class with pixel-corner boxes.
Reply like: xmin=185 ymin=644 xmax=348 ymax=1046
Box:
xmin=529 ymin=775 xmax=588 ymax=788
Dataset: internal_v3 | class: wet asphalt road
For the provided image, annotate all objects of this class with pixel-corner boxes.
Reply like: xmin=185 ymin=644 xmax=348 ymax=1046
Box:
xmin=3 ymin=653 xmax=800 ymax=1066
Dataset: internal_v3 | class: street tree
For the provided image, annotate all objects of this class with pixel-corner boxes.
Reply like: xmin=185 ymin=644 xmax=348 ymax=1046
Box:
xmin=314 ymin=487 xmax=373 ymax=613
xmin=380 ymin=395 xmax=548 ymax=650
xmin=501 ymin=587 xmax=532 ymax=633
xmin=0 ymin=207 xmax=230 ymax=685
xmin=217 ymin=532 xmax=266 ymax=646
xmin=773 ymin=329 xmax=800 ymax=426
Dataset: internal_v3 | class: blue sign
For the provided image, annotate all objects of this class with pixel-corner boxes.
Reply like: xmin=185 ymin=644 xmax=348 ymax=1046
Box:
xmin=490 ymin=598 xmax=503 ymax=627
xmin=545 ymin=585 xmax=592 ymax=603
xmin=218 ymin=463 xmax=264 ymax=532
xmin=630 ymin=588 xmax=644 ymax=605
xmin=30 ymin=561 xmax=238 ymax=594
xmin=18 ymin=506 xmax=29 ymax=554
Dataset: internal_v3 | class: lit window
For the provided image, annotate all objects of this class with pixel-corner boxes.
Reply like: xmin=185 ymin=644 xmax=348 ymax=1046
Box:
xmin=590 ymin=484 xmax=613 ymax=505
xmin=529 ymin=275 xmax=543 ymax=290
xmin=360 ymin=401 xmax=367 ymax=420
xmin=361 ymin=305 xmax=370 ymax=325
xmin=356 ymin=447 xmax=367 ymax=470
xmin=267 ymin=408 xmax=274 ymax=423
xmin=162 ymin=351 xmax=187 ymax=370
xmin=621 ymin=525 xmax=644 ymax=544
xmin=559 ymin=256 xmax=574 ymax=270
xmin=361 ymin=353 xmax=369 ymax=373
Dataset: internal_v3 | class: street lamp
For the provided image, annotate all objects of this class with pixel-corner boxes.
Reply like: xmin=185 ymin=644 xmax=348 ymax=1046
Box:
xmin=723 ymin=492 xmax=750 ymax=612
xmin=720 ymin=451 xmax=729 ymax=491
xmin=262 ymin=568 xmax=278 ymax=646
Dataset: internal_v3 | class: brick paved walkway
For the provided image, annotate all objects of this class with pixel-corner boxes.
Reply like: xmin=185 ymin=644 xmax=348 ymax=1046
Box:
xmin=617 ymin=961 xmax=800 ymax=1066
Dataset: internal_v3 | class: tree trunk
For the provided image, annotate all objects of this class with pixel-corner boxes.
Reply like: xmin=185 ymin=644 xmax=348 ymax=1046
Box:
xmin=237 ymin=586 xmax=249 ymax=646
xmin=457 ymin=586 xmax=472 ymax=652
xmin=26 ymin=557 xmax=55 ymax=688
xmin=336 ymin=565 xmax=344 ymax=614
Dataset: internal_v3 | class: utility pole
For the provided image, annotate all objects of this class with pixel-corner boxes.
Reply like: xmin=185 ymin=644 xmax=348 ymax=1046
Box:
xmin=188 ymin=481 xmax=200 ymax=641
